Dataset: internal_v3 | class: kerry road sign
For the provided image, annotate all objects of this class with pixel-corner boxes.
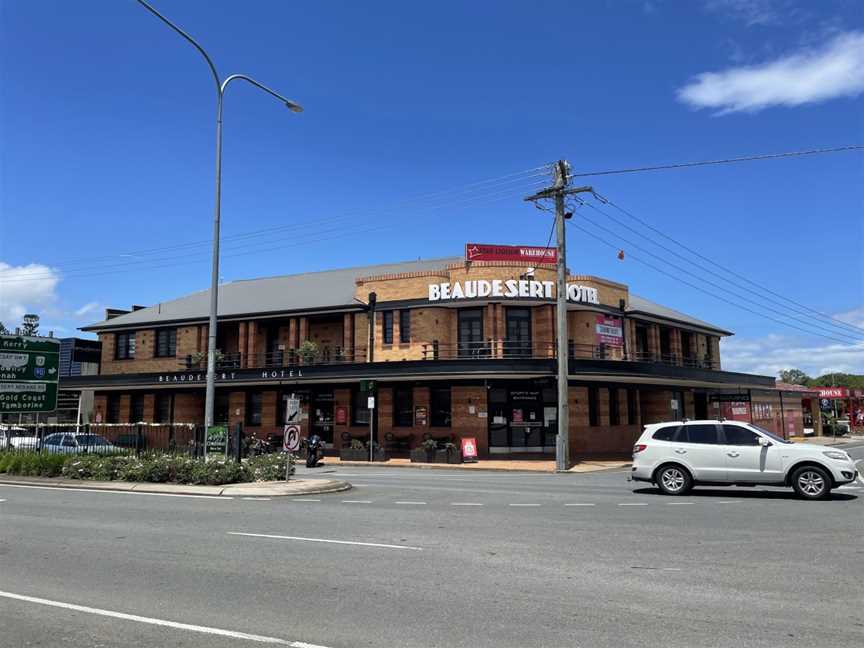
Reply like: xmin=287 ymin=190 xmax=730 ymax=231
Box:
xmin=0 ymin=335 xmax=61 ymax=413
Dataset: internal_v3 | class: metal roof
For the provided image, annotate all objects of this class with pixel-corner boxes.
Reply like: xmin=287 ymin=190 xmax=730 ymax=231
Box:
xmin=82 ymin=257 xmax=461 ymax=330
xmin=627 ymin=294 xmax=732 ymax=336
xmin=82 ymin=257 xmax=731 ymax=335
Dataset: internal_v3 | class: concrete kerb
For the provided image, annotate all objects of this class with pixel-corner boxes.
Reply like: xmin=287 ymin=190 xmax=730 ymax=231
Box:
xmin=0 ymin=475 xmax=352 ymax=497
xmin=329 ymin=459 xmax=631 ymax=474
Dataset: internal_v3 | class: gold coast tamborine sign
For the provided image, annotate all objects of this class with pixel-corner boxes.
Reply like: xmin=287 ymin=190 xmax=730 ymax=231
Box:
xmin=0 ymin=335 xmax=61 ymax=413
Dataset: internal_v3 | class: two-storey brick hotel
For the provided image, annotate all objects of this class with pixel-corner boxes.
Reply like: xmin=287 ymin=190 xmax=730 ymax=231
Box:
xmin=63 ymin=253 xmax=806 ymax=459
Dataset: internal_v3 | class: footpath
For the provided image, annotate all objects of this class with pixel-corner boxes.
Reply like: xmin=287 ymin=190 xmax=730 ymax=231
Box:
xmin=321 ymin=456 xmax=630 ymax=474
xmin=0 ymin=475 xmax=352 ymax=497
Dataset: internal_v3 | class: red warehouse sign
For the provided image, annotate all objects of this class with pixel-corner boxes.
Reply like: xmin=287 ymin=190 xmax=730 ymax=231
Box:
xmin=466 ymin=243 xmax=556 ymax=264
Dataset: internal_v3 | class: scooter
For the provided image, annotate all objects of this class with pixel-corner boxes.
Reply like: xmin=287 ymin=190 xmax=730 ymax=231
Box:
xmin=305 ymin=434 xmax=324 ymax=468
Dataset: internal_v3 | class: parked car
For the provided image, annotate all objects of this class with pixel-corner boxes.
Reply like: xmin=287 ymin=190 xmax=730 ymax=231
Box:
xmin=40 ymin=433 xmax=118 ymax=455
xmin=0 ymin=425 xmax=38 ymax=450
xmin=630 ymin=419 xmax=859 ymax=500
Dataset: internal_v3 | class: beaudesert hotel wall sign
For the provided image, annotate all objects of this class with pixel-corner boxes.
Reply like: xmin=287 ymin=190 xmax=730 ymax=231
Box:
xmin=428 ymin=279 xmax=600 ymax=305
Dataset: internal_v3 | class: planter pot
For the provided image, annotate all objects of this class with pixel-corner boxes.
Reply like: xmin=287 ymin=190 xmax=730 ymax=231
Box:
xmin=446 ymin=450 xmax=462 ymax=464
xmin=339 ymin=448 xmax=389 ymax=462
xmin=340 ymin=448 xmax=367 ymax=461
xmin=410 ymin=448 xmax=436 ymax=463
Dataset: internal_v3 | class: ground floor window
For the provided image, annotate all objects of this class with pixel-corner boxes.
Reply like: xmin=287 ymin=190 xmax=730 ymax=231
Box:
xmin=430 ymin=387 xmax=451 ymax=427
xmin=393 ymin=386 xmax=413 ymax=427
xmin=246 ymin=392 xmax=263 ymax=426
xmin=352 ymin=386 xmax=370 ymax=426
xmin=106 ymin=393 xmax=121 ymax=424
xmin=588 ymin=387 xmax=599 ymax=426
xmin=215 ymin=392 xmax=230 ymax=424
xmin=155 ymin=393 xmax=173 ymax=423
xmin=130 ymin=393 xmax=145 ymax=423
xmin=609 ymin=388 xmax=620 ymax=426
xmin=627 ymin=388 xmax=637 ymax=425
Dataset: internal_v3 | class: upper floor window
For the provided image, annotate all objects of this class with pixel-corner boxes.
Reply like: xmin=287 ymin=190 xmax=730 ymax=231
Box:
xmin=458 ymin=308 xmax=484 ymax=357
xmin=505 ymin=308 xmax=532 ymax=357
xmin=382 ymin=311 xmax=394 ymax=345
xmin=155 ymin=329 xmax=177 ymax=358
xmin=115 ymin=332 xmax=136 ymax=360
xmin=399 ymin=310 xmax=411 ymax=344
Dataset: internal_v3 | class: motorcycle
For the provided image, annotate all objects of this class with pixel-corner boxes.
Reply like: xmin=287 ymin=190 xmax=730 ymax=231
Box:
xmin=305 ymin=434 xmax=325 ymax=468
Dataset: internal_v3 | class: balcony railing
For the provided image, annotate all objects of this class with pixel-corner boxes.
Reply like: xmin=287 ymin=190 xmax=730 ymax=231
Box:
xmin=419 ymin=339 xmax=720 ymax=370
xmin=182 ymin=346 xmax=368 ymax=370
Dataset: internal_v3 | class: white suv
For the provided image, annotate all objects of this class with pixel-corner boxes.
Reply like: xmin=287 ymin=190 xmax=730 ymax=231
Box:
xmin=630 ymin=420 xmax=859 ymax=499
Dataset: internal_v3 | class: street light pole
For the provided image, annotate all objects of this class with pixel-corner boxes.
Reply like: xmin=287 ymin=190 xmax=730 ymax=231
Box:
xmin=135 ymin=2 xmax=303 ymax=454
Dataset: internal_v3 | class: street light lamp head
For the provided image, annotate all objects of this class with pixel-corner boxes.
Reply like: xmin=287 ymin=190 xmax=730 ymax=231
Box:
xmin=286 ymin=101 xmax=304 ymax=113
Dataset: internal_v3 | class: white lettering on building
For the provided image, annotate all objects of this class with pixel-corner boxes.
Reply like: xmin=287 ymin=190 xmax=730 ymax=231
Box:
xmin=428 ymin=280 xmax=599 ymax=305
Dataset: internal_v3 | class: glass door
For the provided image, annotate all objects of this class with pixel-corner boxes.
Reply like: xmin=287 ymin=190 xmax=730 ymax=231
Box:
xmin=458 ymin=308 xmax=486 ymax=357
xmin=505 ymin=308 xmax=532 ymax=358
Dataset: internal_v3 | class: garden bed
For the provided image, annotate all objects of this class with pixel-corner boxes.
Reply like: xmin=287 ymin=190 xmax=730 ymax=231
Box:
xmin=0 ymin=451 xmax=294 ymax=485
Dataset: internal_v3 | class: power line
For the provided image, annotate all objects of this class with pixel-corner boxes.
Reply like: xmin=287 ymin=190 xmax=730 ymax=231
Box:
xmin=567 ymin=220 xmax=861 ymax=347
xmin=590 ymin=193 xmax=864 ymax=337
xmin=580 ymin=197 xmax=864 ymax=339
xmin=568 ymin=145 xmax=863 ymax=178
xmin=575 ymin=208 xmax=862 ymax=343
xmin=38 ymin=164 xmax=552 ymax=268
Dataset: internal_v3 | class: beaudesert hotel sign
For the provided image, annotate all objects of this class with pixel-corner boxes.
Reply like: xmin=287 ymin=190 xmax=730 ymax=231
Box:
xmin=428 ymin=279 xmax=600 ymax=304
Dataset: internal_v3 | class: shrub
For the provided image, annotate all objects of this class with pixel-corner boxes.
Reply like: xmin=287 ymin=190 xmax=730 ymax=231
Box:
xmin=245 ymin=452 xmax=294 ymax=482
xmin=0 ymin=451 xmax=66 ymax=477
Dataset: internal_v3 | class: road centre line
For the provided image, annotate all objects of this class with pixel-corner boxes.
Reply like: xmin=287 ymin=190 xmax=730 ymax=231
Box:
xmin=243 ymin=497 xmax=272 ymax=501
xmin=0 ymin=590 xmax=329 ymax=647
xmin=0 ymin=483 xmax=230 ymax=500
xmin=228 ymin=532 xmax=422 ymax=551
xmin=291 ymin=498 xmax=321 ymax=502
xmin=666 ymin=502 xmax=694 ymax=505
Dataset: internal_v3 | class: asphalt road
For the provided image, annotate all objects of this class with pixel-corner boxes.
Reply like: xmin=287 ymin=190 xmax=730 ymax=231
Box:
xmin=2 ymin=441 xmax=863 ymax=648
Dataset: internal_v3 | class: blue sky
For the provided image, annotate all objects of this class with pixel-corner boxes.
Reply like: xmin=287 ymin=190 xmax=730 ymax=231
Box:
xmin=1 ymin=0 xmax=862 ymax=376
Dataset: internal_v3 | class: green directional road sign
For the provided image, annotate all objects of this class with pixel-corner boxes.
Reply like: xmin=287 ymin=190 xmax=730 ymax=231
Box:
xmin=0 ymin=334 xmax=61 ymax=414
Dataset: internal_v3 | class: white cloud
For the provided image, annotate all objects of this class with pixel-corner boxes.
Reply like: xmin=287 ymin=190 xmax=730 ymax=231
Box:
xmin=677 ymin=31 xmax=864 ymax=114
xmin=74 ymin=302 xmax=102 ymax=317
xmin=722 ymin=332 xmax=864 ymax=378
xmin=703 ymin=0 xmax=785 ymax=27
xmin=0 ymin=262 xmax=61 ymax=328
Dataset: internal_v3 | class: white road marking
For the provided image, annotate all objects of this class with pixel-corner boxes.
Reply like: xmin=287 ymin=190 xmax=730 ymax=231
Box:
xmin=509 ymin=503 xmax=541 ymax=507
xmin=564 ymin=503 xmax=596 ymax=507
xmin=0 ymin=590 xmax=329 ymax=647
xmin=618 ymin=503 xmax=648 ymax=506
xmin=716 ymin=501 xmax=741 ymax=504
xmin=395 ymin=501 xmax=427 ymax=505
xmin=0 ymin=483 xmax=230 ymax=500
xmin=291 ymin=499 xmax=321 ymax=502
xmin=243 ymin=497 xmax=272 ymax=501
xmin=666 ymin=502 xmax=694 ymax=506
xmin=451 ymin=502 xmax=483 ymax=506
xmin=341 ymin=500 xmax=372 ymax=504
xmin=228 ymin=532 xmax=422 ymax=551
xmin=0 ymin=498 xmax=6 ymax=503
xmin=836 ymin=486 xmax=862 ymax=490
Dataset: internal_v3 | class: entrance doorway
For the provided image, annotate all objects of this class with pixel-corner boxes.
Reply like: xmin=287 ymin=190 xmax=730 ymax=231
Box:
xmin=488 ymin=385 xmax=556 ymax=453
xmin=311 ymin=390 xmax=334 ymax=444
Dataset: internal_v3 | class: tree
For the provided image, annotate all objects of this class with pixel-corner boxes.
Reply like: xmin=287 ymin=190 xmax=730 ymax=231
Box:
xmin=778 ymin=368 xmax=810 ymax=385
xmin=21 ymin=314 xmax=40 ymax=336
xmin=0 ymin=321 xmax=8 ymax=335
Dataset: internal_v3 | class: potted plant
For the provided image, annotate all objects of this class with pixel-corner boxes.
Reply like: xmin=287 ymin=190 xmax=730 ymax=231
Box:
xmin=339 ymin=438 xmax=368 ymax=461
xmin=410 ymin=437 xmax=437 ymax=463
xmin=443 ymin=442 xmax=462 ymax=464
xmin=297 ymin=340 xmax=320 ymax=365
xmin=366 ymin=439 xmax=388 ymax=462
